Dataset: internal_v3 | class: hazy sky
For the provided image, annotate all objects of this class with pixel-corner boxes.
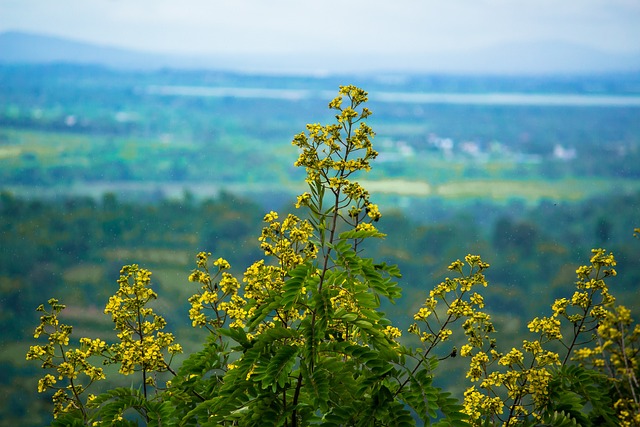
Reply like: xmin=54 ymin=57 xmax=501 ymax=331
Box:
xmin=1 ymin=0 xmax=640 ymax=56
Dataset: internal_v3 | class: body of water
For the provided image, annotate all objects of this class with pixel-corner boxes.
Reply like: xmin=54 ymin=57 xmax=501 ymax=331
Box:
xmin=146 ymin=85 xmax=640 ymax=107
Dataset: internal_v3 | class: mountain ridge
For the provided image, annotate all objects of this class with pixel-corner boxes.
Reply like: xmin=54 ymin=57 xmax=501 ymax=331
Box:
xmin=1 ymin=30 xmax=639 ymax=75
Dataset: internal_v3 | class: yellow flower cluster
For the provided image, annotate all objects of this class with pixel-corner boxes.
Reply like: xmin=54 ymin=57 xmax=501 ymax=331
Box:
xmin=104 ymin=265 xmax=181 ymax=378
xmin=413 ymin=306 xmax=433 ymax=321
xmin=467 ymin=351 xmax=489 ymax=382
xmin=525 ymin=367 xmax=553 ymax=407
xmin=330 ymin=287 xmax=359 ymax=314
xmin=463 ymin=386 xmax=504 ymax=424
xmin=291 ymin=84 xmax=381 ymax=237
xmin=383 ymin=325 xmax=402 ymax=340
xmin=188 ymin=251 xmax=245 ymax=330
xmin=461 ymin=338 xmax=560 ymax=425
xmin=459 ymin=247 xmax=638 ymax=426
xmin=28 ymin=270 xmax=186 ymax=421
xmin=355 ymin=222 xmax=380 ymax=233
xmin=343 ymin=181 xmax=369 ymax=201
xmin=410 ymin=255 xmax=490 ymax=352
xmin=189 ymin=86 xmax=396 ymax=387
xmin=259 ymin=212 xmax=316 ymax=271
xmin=218 ymin=294 xmax=249 ymax=329
xmin=188 ymin=214 xmax=316 ymax=335
xmin=448 ymin=299 xmax=474 ymax=317
xmin=527 ymin=316 xmax=563 ymax=341
xmin=498 ymin=348 xmax=524 ymax=367
xmin=295 ymin=192 xmax=311 ymax=208
xmin=576 ymin=294 xmax=640 ymax=425
xmin=26 ymin=299 xmax=109 ymax=419
xmin=615 ymin=398 xmax=640 ymax=427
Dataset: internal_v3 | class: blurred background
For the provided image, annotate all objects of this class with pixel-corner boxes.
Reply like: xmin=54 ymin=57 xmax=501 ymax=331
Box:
xmin=1 ymin=1 xmax=640 ymax=425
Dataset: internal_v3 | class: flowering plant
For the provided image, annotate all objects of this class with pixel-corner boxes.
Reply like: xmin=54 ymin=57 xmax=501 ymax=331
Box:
xmin=28 ymin=86 xmax=639 ymax=426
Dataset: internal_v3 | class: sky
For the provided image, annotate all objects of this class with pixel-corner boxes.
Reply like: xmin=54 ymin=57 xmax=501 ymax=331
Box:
xmin=1 ymin=0 xmax=640 ymax=57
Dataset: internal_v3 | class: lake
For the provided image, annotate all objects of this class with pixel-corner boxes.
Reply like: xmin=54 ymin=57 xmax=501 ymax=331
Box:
xmin=146 ymin=85 xmax=640 ymax=107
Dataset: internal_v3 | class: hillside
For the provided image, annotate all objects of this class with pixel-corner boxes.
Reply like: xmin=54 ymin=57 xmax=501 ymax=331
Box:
xmin=2 ymin=30 xmax=640 ymax=74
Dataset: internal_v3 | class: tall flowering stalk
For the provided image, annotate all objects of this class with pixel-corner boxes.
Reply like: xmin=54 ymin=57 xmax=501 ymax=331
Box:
xmin=179 ymin=86 xmax=435 ymax=426
xmin=26 ymin=298 xmax=106 ymax=421
xmin=104 ymin=265 xmax=182 ymax=395
xmin=27 ymin=266 xmax=182 ymax=424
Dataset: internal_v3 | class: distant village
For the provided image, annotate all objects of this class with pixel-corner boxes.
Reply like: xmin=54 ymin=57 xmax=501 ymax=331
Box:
xmin=376 ymin=132 xmax=577 ymax=164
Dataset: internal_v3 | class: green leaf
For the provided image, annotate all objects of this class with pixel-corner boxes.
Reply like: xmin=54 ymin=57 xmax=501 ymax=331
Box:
xmin=306 ymin=365 xmax=331 ymax=412
xmin=539 ymin=411 xmax=580 ymax=427
xmin=247 ymin=299 xmax=284 ymax=329
xmin=258 ymin=344 xmax=299 ymax=391
xmin=50 ymin=413 xmax=86 ymax=427
xmin=88 ymin=387 xmax=147 ymax=426
xmin=339 ymin=311 xmax=359 ymax=322
xmin=281 ymin=263 xmax=311 ymax=310
xmin=219 ymin=326 xmax=251 ymax=349
xmin=545 ymin=364 xmax=617 ymax=426
xmin=339 ymin=228 xmax=386 ymax=240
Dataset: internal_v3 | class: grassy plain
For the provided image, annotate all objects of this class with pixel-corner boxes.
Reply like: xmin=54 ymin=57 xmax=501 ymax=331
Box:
xmin=361 ymin=177 xmax=640 ymax=202
xmin=3 ymin=126 xmax=639 ymax=207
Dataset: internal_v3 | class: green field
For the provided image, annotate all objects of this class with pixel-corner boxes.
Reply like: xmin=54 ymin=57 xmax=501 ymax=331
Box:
xmin=362 ymin=177 xmax=640 ymax=203
xmin=3 ymin=125 xmax=640 ymax=209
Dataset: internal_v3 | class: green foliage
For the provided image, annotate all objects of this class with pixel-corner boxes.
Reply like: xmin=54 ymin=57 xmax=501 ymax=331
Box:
xmin=26 ymin=86 xmax=640 ymax=426
xmin=544 ymin=365 xmax=617 ymax=426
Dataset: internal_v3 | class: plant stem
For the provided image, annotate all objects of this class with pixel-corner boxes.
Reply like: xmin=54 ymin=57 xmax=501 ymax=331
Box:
xmin=291 ymin=372 xmax=303 ymax=427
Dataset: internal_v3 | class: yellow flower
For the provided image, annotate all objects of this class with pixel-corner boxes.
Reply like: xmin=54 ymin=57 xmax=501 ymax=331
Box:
xmin=355 ymin=222 xmax=380 ymax=233
xmin=460 ymin=344 xmax=473 ymax=357
xmin=470 ymin=293 xmax=484 ymax=308
xmin=328 ymin=95 xmax=343 ymax=109
xmin=438 ymin=328 xmax=453 ymax=341
xmin=448 ymin=260 xmax=464 ymax=273
xmin=213 ymin=257 xmax=231 ymax=270
xmin=295 ymin=192 xmax=311 ymax=208
xmin=37 ymin=374 xmax=56 ymax=393
xmin=527 ymin=316 xmax=563 ymax=341
xmin=551 ymin=298 xmax=569 ymax=316
xmin=26 ymin=345 xmax=47 ymax=360
xmin=498 ymin=348 xmax=523 ymax=367
xmin=365 ymin=203 xmax=382 ymax=221
xmin=195 ymin=251 xmax=210 ymax=268
xmin=462 ymin=386 xmax=483 ymax=422
xmin=168 ymin=344 xmax=183 ymax=354
xmin=413 ymin=307 xmax=432 ymax=321
xmin=263 ymin=211 xmax=278 ymax=222
xmin=467 ymin=352 xmax=489 ymax=382
xmin=384 ymin=326 xmax=402 ymax=340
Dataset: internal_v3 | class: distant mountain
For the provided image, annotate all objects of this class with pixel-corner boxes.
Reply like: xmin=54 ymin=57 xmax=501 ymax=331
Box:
xmin=421 ymin=41 xmax=640 ymax=75
xmin=1 ymin=31 xmax=639 ymax=75
xmin=0 ymin=31 xmax=185 ymax=70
